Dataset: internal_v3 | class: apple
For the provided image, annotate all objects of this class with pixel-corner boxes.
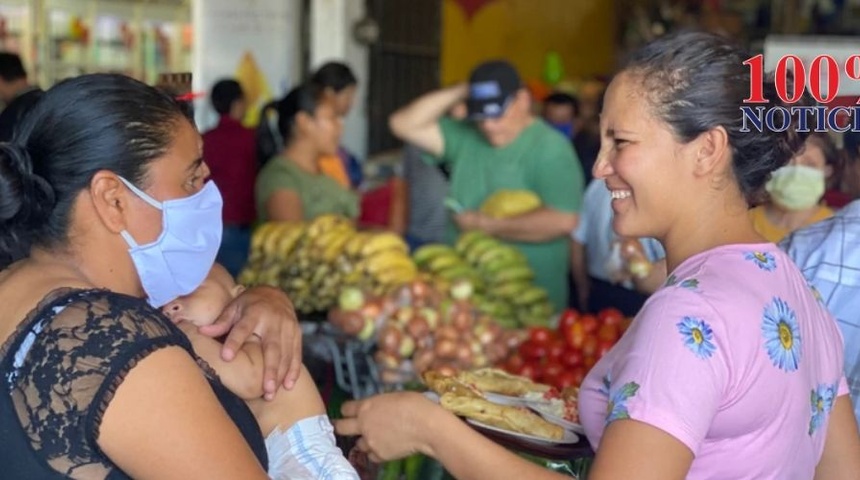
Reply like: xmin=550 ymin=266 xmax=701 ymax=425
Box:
xmin=338 ymin=287 xmax=365 ymax=311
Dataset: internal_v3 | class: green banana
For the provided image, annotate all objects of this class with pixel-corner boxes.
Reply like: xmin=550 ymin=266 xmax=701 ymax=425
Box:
xmin=426 ymin=253 xmax=465 ymax=273
xmin=412 ymin=244 xmax=456 ymax=267
xmin=465 ymin=237 xmax=500 ymax=264
xmin=455 ymin=230 xmax=488 ymax=255
xmin=479 ymin=255 xmax=528 ymax=275
xmin=437 ymin=264 xmax=476 ymax=281
xmin=489 ymin=281 xmax=532 ymax=299
xmin=477 ymin=245 xmax=523 ymax=265
xmin=512 ymin=286 xmax=549 ymax=306
xmin=489 ymin=265 xmax=535 ymax=284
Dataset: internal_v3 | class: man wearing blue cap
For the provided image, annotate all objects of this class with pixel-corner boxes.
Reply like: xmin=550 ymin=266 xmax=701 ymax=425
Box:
xmin=781 ymin=129 xmax=860 ymax=428
xmin=389 ymin=60 xmax=585 ymax=311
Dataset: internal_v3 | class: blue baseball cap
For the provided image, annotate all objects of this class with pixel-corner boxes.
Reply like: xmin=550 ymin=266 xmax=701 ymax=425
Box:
xmin=466 ymin=60 xmax=522 ymax=120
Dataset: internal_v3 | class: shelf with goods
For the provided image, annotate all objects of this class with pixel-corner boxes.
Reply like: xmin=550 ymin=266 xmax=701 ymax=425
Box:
xmin=20 ymin=0 xmax=190 ymax=88
xmin=0 ymin=0 xmax=34 ymax=82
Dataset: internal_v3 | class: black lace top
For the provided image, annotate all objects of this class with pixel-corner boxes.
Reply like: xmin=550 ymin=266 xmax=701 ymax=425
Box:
xmin=0 ymin=288 xmax=268 ymax=478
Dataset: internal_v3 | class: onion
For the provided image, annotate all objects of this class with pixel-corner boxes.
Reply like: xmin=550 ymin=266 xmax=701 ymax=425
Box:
xmin=361 ymin=300 xmax=383 ymax=322
xmin=416 ymin=335 xmax=434 ymax=350
xmin=406 ymin=316 xmax=431 ymax=340
xmin=434 ymin=338 xmax=458 ymax=359
xmin=434 ymin=364 xmax=457 ymax=377
xmin=456 ymin=342 xmax=474 ymax=365
xmin=435 ymin=325 xmax=459 ymax=342
xmin=375 ymin=350 xmax=400 ymax=370
xmin=379 ymin=325 xmax=403 ymax=355
xmin=410 ymin=279 xmax=430 ymax=299
xmin=452 ymin=310 xmax=474 ymax=332
xmin=413 ymin=348 xmax=435 ymax=373
xmin=341 ymin=312 xmax=366 ymax=336
xmin=395 ymin=306 xmax=415 ymax=326
xmin=421 ymin=308 xmax=440 ymax=330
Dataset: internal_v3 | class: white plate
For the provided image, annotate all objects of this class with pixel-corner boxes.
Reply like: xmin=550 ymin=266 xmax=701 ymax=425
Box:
xmin=483 ymin=392 xmax=534 ymax=407
xmin=529 ymin=404 xmax=585 ymax=434
xmin=465 ymin=418 xmax=580 ymax=446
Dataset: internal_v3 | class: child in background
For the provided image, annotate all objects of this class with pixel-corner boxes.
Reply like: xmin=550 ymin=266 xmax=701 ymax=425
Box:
xmin=162 ymin=266 xmax=359 ymax=480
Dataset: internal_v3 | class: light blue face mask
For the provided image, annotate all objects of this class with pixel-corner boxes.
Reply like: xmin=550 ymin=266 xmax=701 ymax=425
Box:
xmin=118 ymin=177 xmax=224 ymax=307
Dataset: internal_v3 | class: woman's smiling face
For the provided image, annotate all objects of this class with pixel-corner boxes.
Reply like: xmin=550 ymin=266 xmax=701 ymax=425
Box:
xmin=592 ymin=71 xmax=698 ymax=241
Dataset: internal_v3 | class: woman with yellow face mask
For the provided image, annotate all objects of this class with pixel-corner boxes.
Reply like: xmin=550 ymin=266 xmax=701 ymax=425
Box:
xmin=748 ymin=133 xmax=836 ymax=243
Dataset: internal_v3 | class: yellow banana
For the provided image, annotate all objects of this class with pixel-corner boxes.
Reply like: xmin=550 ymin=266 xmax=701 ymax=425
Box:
xmin=343 ymin=232 xmax=370 ymax=258
xmin=362 ymin=251 xmax=416 ymax=276
xmin=250 ymin=222 xmax=280 ymax=256
xmin=375 ymin=265 xmax=418 ymax=285
xmin=262 ymin=222 xmax=298 ymax=256
xmin=274 ymin=225 xmax=306 ymax=260
xmin=361 ymin=232 xmax=409 ymax=257
xmin=307 ymin=214 xmax=350 ymax=239
xmin=312 ymin=224 xmax=353 ymax=252
xmin=320 ymin=230 xmax=355 ymax=263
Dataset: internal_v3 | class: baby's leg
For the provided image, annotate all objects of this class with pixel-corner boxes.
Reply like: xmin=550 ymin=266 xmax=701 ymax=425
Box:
xmin=248 ymin=364 xmax=359 ymax=480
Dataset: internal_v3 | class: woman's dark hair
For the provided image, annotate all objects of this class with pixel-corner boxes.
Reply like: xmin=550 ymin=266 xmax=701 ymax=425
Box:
xmin=211 ymin=79 xmax=244 ymax=115
xmin=276 ymin=84 xmax=321 ymax=141
xmin=622 ymin=31 xmax=810 ymax=204
xmin=0 ymin=73 xmax=189 ymax=269
xmin=310 ymin=62 xmax=357 ymax=92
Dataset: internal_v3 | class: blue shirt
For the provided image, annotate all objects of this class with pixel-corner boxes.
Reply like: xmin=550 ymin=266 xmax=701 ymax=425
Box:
xmin=572 ymin=179 xmax=665 ymax=285
xmin=781 ymin=199 xmax=860 ymax=427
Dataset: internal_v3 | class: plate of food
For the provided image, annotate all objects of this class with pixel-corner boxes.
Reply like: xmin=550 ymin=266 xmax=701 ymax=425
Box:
xmin=523 ymin=387 xmax=584 ymax=433
xmin=466 ymin=418 xmax=580 ymax=446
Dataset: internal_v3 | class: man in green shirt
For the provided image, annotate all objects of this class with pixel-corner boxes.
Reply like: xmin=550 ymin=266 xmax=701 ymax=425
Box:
xmin=389 ymin=60 xmax=585 ymax=311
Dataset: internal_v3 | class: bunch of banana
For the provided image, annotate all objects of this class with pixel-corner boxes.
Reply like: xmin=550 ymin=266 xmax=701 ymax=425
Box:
xmin=457 ymin=231 xmax=555 ymax=328
xmin=351 ymin=232 xmax=416 ymax=297
xmin=412 ymin=243 xmax=483 ymax=290
xmin=238 ymin=221 xmax=306 ymax=287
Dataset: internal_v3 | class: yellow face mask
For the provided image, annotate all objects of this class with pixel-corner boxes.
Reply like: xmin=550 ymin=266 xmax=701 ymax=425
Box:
xmin=765 ymin=165 xmax=825 ymax=211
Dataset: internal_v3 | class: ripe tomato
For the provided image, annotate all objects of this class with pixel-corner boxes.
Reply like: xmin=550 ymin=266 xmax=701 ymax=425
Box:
xmin=582 ymin=336 xmax=598 ymax=357
xmin=557 ymin=308 xmax=580 ymax=334
xmin=564 ymin=322 xmax=586 ymax=349
xmin=596 ymin=339 xmax=615 ymax=359
xmin=580 ymin=314 xmax=599 ymax=335
xmin=620 ymin=316 xmax=634 ymax=333
xmin=597 ymin=322 xmax=620 ymax=342
xmin=554 ymin=370 xmax=579 ymax=390
xmin=583 ymin=355 xmax=598 ymax=371
xmin=560 ymin=347 xmax=584 ymax=368
xmin=599 ymin=307 xmax=625 ymax=326
xmin=505 ymin=353 xmax=525 ymax=374
xmin=547 ymin=338 xmax=566 ymax=361
xmin=519 ymin=361 xmax=540 ymax=381
xmin=540 ymin=360 xmax=565 ymax=386
xmin=519 ymin=340 xmax=548 ymax=361
xmin=570 ymin=366 xmax=587 ymax=388
xmin=528 ymin=326 xmax=555 ymax=345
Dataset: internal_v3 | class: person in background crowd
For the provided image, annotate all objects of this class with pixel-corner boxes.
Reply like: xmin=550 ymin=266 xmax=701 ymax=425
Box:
xmin=388 ymin=60 xmax=585 ymax=311
xmin=837 ymin=128 xmax=860 ymax=201
xmin=255 ymin=84 xmax=358 ymax=222
xmin=0 ymin=52 xmax=43 ymax=142
xmin=0 ymin=73 xmax=303 ymax=478
xmin=335 ymin=32 xmax=860 ymax=480
xmin=203 ymin=79 xmax=258 ymax=277
xmin=399 ymin=144 xmax=449 ymax=249
xmin=311 ymin=61 xmax=363 ymax=190
xmin=572 ymin=78 xmax=606 ymax=185
xmin=542 ymin=91 xmax=578 ymax=140
xmin=782 ymin=129 xmax=860 ymax=430
xmin=748 ymin=132 xmax=835 ymax=242
xmin=823 ymin=134 xmax=853 ymax=209
xmin=570 ymin=178 xmax=665 ymax=316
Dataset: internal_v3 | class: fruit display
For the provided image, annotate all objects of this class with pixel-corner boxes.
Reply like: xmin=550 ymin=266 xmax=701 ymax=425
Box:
xmin=501 ymin=307 xmax=632 ymax=391
xmin=327 ymin=280 xmax=526 ymax=384
xmin=238 ymin=214 xmax=417 ymax=313
xmin=479 ymin=189 xmax=542 ymax=218
xmin=412 ymin=231 xmax=555 ymax=329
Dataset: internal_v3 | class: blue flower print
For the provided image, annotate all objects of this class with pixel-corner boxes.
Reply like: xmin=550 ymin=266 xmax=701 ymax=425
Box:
xmin=606 ymin=381 xmax=640 ymax=424
xmin=665 ymin=274 xmax=678 ymax=287
xmin=600 ymin=373 xmax=611 ymax=396
xmin=809 ymin=383 xmax=837 ymax=435
xmin=745 ymin=251 xmax=777 ymax=272
xmin=761 ymin=297 xmax=802 ymax=372
xmin=676 ymin=317 xmax=717 ymax=359
xmin=680 ymin=278 xmax=700 ymax=291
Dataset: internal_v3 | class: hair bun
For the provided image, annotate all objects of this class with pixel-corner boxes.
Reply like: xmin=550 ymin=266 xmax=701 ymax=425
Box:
xmin=0 ymin=142 xmax=55 ymax=224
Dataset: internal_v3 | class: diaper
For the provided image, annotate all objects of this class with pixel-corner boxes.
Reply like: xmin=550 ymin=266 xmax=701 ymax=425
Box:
xmin=266 ymin=415 xmax=360 ymax=480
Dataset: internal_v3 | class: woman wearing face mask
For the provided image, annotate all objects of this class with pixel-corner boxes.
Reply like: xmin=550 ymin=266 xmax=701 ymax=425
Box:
xmin=748 ymin=132 xmax=835 ymax=243
xmin=255 ymin=84 xmax=359 ymax=222
xmin=0 ymin=74 xmax=301 ymax=478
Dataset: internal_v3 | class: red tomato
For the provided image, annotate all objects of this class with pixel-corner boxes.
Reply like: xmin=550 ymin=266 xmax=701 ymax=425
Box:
xmin=620 ymin=316 xmax=634 ymax=333
xmin=519 ymin=340 xmax=548 ymax=361
xmin=570 ymin=366 xmax=587 ymax=388
xmin=554 ymin=370 xmax=579 ymax=390
xmin=582 ymin=336 xmax=598 ymax=357
xmin=580 ymin=314 xmax=599 ymax=335
xmin=519 ymin=361 xmax=540 ymax=381
xmin=564 ymin=322 xmax=586 ymax=349
xmin=583 ymin=355 xmax=598 ymax=371
xmin=557 ymin=308 xmax=580 ymax=334
xmin=505 ymin=353 xmax=525 ymax=373
xmin=599 ymin=307 xmax=625 ymax=326
xmin=547 ymin=338 xmax=566 ymax=361
xmin=597 ymin=323 xmax=620 ymax=342
xmin=596 ymin=339 xmax=615 ymax=359
xmin=541 ymin=360 xmax=565 ymax=386
xmin=528 ymin=326 xmax=555 ymax=345
xmin=560 ymin=347 xmax=584 ymax=368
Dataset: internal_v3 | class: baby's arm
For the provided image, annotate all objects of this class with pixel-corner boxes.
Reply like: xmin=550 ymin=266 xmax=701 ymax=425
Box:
xmin=178 ymin=322 xmax=265 ymax=400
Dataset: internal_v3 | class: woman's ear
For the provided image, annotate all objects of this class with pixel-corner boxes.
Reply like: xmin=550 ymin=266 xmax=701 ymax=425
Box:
xmin=88 ymin=171 xmax=131 ymax=234
xmin=693 ymin=126 xmax=730 ymax=178
xmin=294 ymin=111 xmax=315 ymax=135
